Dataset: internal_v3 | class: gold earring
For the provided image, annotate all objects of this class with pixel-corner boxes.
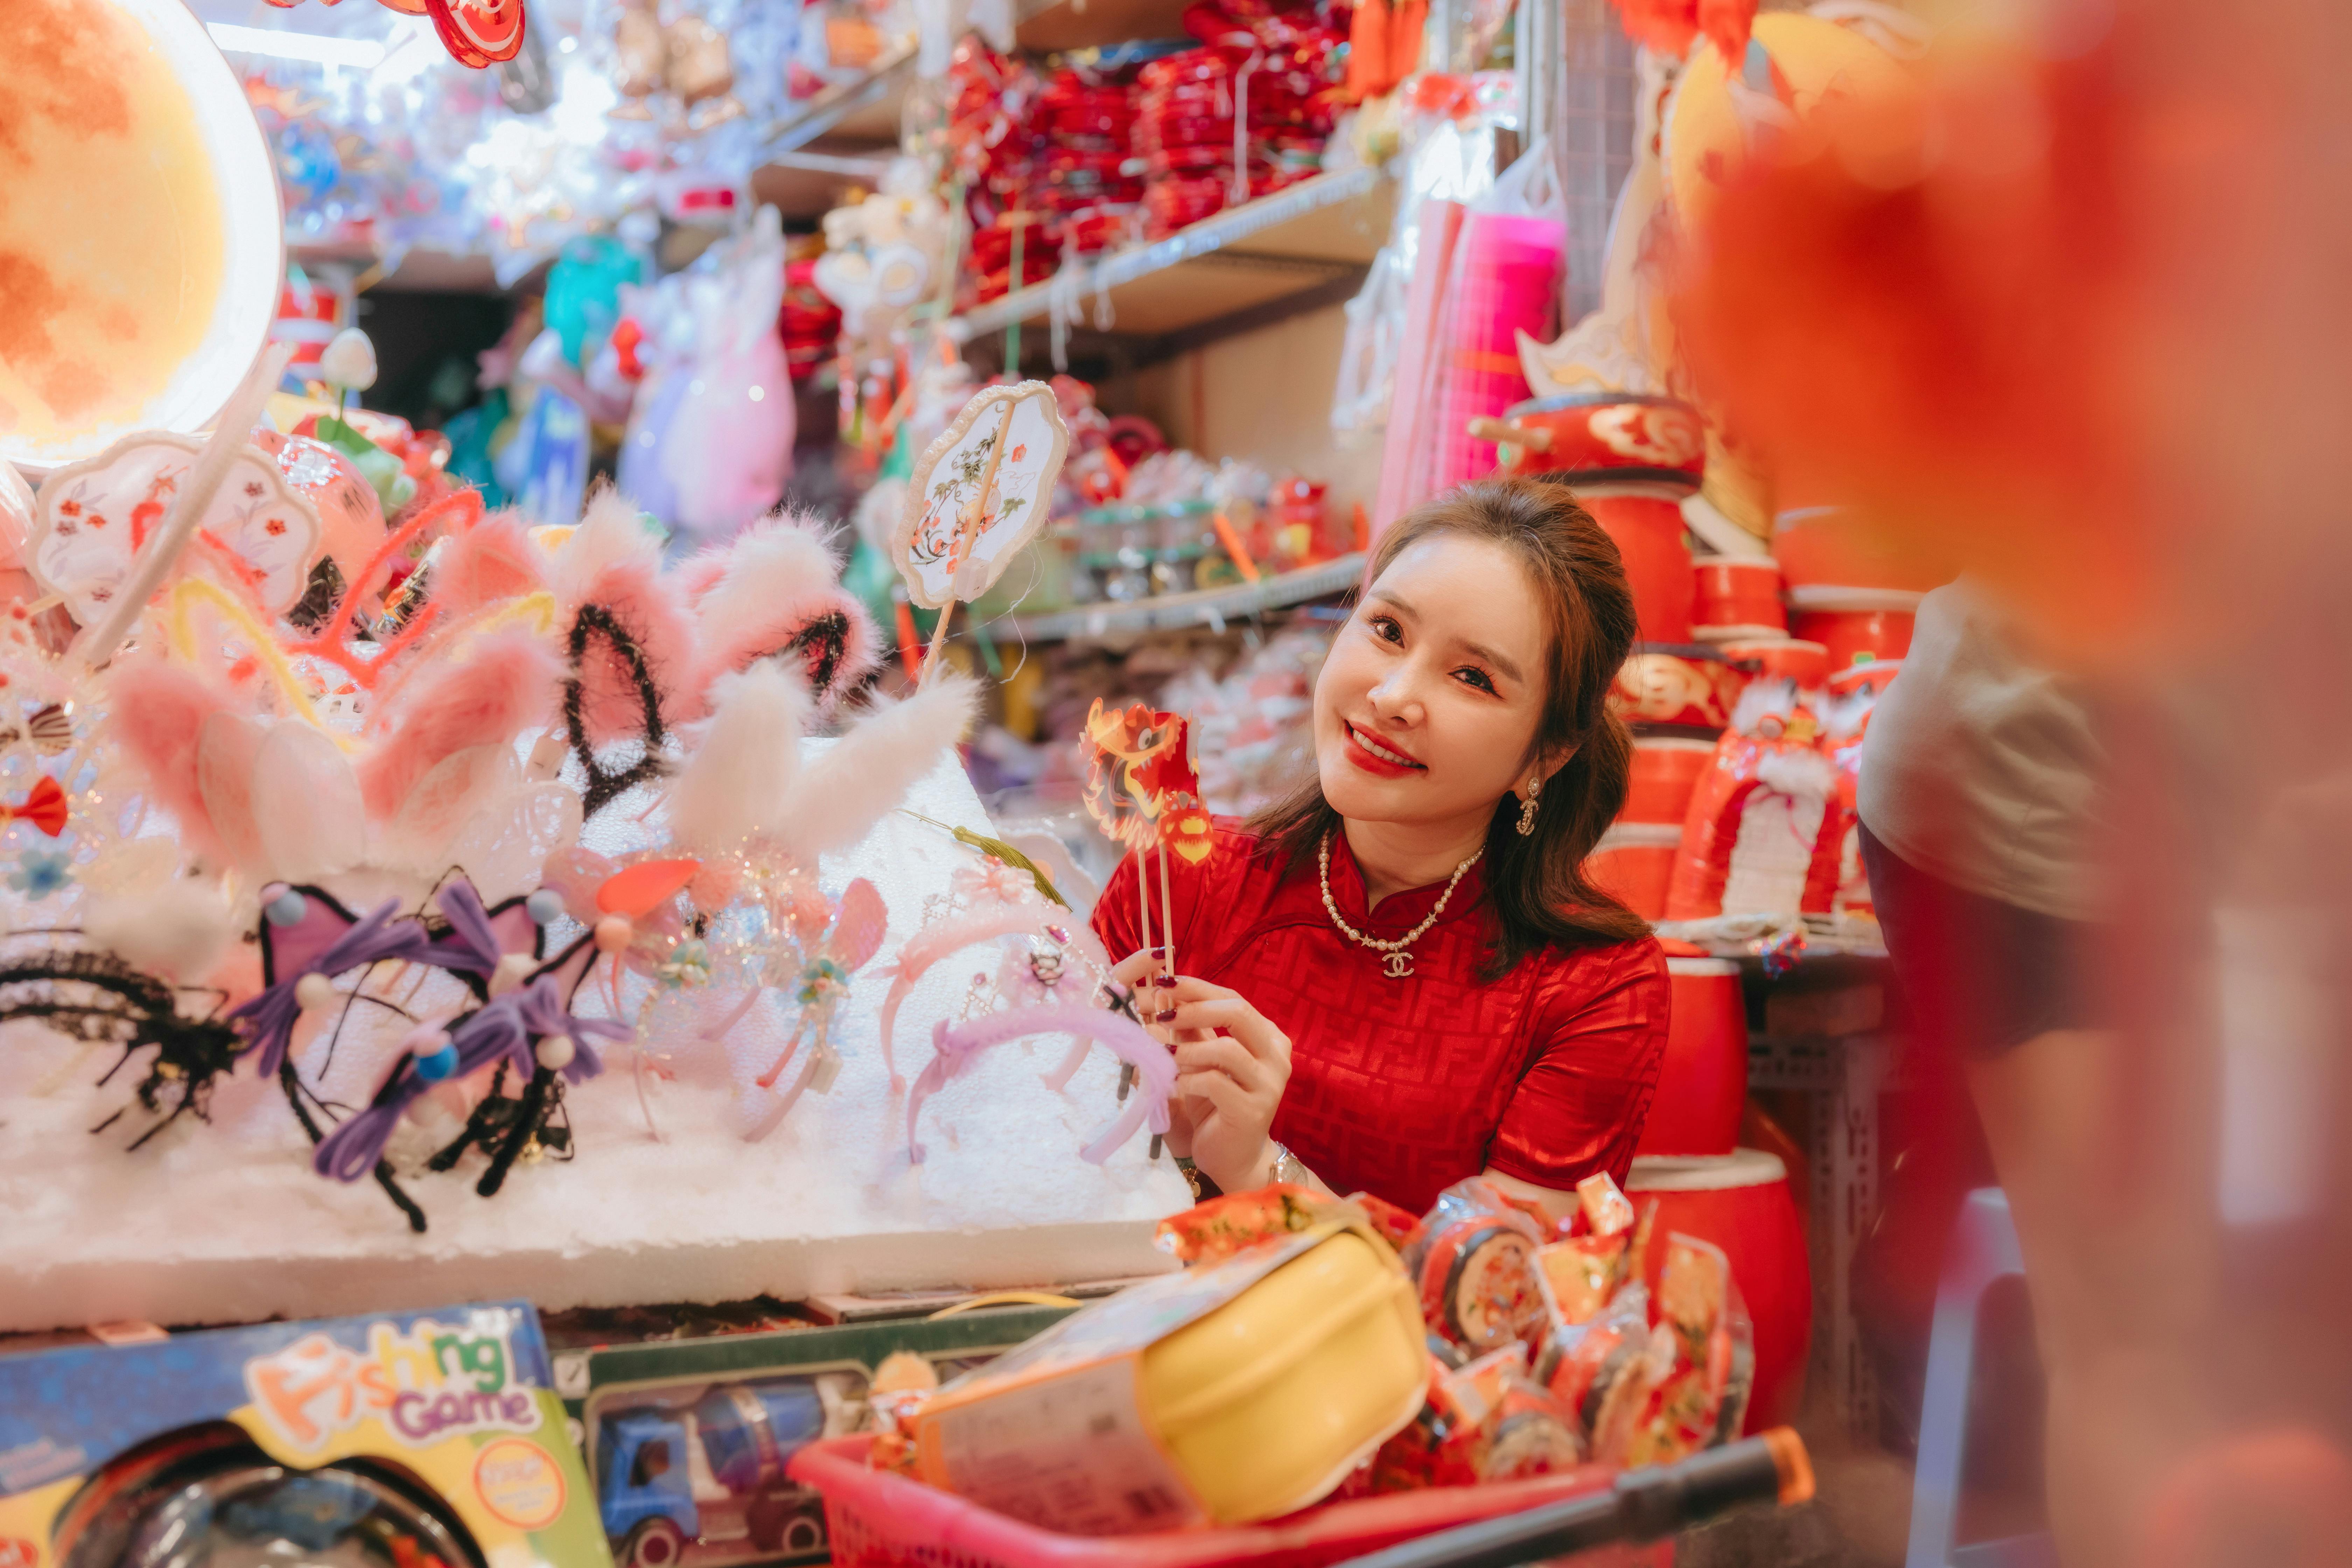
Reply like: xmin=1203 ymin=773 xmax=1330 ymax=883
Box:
xmin=1517 ymin=776 xmax=1540 ymax=836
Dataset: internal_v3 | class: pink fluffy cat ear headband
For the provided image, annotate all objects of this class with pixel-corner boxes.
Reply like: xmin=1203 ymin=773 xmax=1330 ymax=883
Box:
xmin=564 ymin=601 xmax=673 ymax=819
xmin=681 ymin=516 xmax=880 ymax=717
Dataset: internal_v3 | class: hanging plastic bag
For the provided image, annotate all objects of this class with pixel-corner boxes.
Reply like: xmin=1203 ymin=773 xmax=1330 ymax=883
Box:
xmin=1430 ymin=133 xmax=1565 ymax=489
xmin=1336 ymin=76 xmax=1513 ymax=457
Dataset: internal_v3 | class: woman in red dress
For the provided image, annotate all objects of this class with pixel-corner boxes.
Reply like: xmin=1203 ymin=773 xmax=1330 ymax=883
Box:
xmin=1092 ymin=478 xmax=1669 ymax=1219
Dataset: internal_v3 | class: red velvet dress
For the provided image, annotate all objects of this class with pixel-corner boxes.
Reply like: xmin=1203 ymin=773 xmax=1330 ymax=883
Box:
xmin=1092 ymin=818 xmax=1670 ymax=1215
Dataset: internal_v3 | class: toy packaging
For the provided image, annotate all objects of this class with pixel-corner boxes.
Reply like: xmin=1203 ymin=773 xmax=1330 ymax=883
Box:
xmin=0 ymin=1301 xmax=608 ymax=1568
xmin=565 ymin=1304 xmax=1077 ymax=1568
xmin=902 ymin=1220 xmax=1427 ymax=1533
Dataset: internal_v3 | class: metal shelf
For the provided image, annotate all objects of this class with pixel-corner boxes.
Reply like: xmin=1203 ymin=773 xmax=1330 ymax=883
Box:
xmin=992 ymin=552 xmax=1363 ymax=640
xmin=750 ymin=0 xmax=1162 ymax=166
xmin=750 ymin=148 xmax=902 ymax=220
xmin=756 ymin=43 xmax=917 ymax=156
xmin=945 ymin=167 xmax=1392 ymax=346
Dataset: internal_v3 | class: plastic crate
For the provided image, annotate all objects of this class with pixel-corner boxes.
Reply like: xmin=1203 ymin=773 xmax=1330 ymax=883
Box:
xmin=788 ymin=1437 xmax=1670 ymax=1568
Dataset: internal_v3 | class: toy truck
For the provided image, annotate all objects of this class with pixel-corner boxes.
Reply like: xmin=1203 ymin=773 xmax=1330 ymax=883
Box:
xmin=595 ymin=1373 xmax=863 ymax=1567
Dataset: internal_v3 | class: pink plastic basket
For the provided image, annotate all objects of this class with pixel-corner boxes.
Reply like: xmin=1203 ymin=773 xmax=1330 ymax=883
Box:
xmin=788 ymin=1438 xmax=1670 ymax=1568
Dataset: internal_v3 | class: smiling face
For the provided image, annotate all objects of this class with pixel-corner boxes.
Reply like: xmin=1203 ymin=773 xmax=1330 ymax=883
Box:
xmin=1313 ymin=532 xmax=1554 ymax=834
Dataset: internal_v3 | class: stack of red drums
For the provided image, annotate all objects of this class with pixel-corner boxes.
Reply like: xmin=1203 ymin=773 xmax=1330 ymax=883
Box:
xmin=1620 ymin=957 xmax=1811 ymax=1430
xmin=1789 ymin=584 xmax=1919 ymax=670
xmin=1480 ymin=392 xmax=1706 ymax=646
xmin=1771 ymin=503 xmax=1938 ymax=677
xmin=1475 ymin=408 xmax=1817 ymax=1433
xmin=1587 ymin=735 xmax=1712 ymax=920
xmin=1691 ymin=556 xmax=1783 ymax=642
xmin=1636 ymin=957 xmax=1748 ymax=1158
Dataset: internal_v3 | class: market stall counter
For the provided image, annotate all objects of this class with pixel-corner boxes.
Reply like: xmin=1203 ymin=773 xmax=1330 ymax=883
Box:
xmin=0 ymin=749 xmax=1186 ymax=1335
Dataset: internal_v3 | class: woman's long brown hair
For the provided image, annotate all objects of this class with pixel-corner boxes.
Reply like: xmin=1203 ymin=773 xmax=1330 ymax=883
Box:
xmin=1249 ymin=476 xmax=1647 ymax=979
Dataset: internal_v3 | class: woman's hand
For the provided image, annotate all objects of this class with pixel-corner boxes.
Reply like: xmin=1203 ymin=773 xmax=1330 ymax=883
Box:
xmin=1156 ymin=977 xmax=1293 ymax=1195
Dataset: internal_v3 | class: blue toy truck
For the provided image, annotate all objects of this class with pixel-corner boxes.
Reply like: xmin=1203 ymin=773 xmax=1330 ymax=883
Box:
xmin=594 ymin=1374 xmax=863 ymax=1567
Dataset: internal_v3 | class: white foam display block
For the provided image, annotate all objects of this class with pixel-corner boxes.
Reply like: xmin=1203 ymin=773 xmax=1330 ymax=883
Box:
xmin=0 ymin=749 xmax=1186 ymax=1333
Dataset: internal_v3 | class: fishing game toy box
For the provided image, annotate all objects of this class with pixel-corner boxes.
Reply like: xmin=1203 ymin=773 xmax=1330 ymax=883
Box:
xmin=0 ymin=1300 xmax=610 ymax=1568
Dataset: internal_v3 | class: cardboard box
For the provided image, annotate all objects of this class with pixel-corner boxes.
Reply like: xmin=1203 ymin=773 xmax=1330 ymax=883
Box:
xmin=0 ymin=1300 xmax=608 ymax=1568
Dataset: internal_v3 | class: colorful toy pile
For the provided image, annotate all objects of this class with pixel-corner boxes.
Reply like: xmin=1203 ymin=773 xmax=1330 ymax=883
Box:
xmin=867 ymin=1172 xmax=1760 ymax=1526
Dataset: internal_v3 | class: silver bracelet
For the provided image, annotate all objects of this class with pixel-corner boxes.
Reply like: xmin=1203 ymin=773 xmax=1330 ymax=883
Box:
xmin=1268 ymin=1141 xmax=1315 ymax=1188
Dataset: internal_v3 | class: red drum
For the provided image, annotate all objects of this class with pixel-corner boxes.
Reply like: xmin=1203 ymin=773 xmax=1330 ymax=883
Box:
xmin=1583 ymin=487 xmax=1695 ymax=644
xmin=1472 ymin=393 xmax=1707 ymax=489
xmin=1692 ymin=557 xmax=1784 ymax=639
xmin=1716 ymin=637 xmax=1830 ymax=691
xmin=1626 ymin=1150 xmax=1812 ymax=1432
xmin=1788 ymin=585 xmax=1921 ymax=672
xmin=1610 ymin=652 xmax=1743 ymax=731
xmin=1636 ymin=958 xmax=1748 ymax=1158
xmin=1622 ymin=737 xmax=1717 ymax=825
xmin=1771 ymin=504 xmax=1945 ymax=592
xmin=1827 ymin=659 xmax=1901 ymax=700
xmin=1587 ymin=824 xmax=1680 ymax=919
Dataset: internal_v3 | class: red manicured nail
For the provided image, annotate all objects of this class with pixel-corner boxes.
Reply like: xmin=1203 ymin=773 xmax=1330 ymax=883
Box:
xmin=1155 ymin=1008 xmax=1178 ymax=1024
xmin=1150 ymin=946 xmax=1168 ymax=958
xmin=1152 ymin=975 xmax=1178 ymax=988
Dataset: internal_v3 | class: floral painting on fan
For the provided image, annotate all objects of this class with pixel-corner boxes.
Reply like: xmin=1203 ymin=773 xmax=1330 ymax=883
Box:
xmin=892 ymin=381 xmax=1070 ymax=610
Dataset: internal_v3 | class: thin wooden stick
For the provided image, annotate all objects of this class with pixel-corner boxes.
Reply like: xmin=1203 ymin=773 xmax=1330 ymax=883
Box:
xmin=1157 ymin=838 xmax=1177 ymax=987
xmin=1135 ymin=831 xmax=1154 ymax=982
xmin=918 ymin=596 xmax=958 ymax=681
xmin=1006 ymin=219 xmax=1026 ymax=376
xmin=74 ymin=341 xmax=296 ymax=671
xmin=1118 ymin=831 xmax=1153 ymax=1109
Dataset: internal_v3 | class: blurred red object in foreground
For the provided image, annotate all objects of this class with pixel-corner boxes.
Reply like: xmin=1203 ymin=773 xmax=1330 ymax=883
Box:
xmin=1675 ymin=44 xmax=2153 ymax=657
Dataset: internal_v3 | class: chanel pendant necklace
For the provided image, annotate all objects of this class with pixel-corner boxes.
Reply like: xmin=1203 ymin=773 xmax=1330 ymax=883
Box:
xmin=1319 ymin=833 xmax=1482 ymax=980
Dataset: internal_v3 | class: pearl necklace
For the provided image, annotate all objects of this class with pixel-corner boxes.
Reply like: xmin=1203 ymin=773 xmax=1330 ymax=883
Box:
xmin=1319 ymin=833 xmax=1482 ymax=979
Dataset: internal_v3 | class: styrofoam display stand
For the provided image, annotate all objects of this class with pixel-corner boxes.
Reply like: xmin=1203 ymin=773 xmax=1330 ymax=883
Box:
xmin=0 ymin=749 xmax=1186 ymax=1332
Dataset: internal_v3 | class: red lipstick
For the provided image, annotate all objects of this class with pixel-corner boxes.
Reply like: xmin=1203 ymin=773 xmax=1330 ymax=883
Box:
xmin=1344 ymin=722 xmax=1424 ymax=778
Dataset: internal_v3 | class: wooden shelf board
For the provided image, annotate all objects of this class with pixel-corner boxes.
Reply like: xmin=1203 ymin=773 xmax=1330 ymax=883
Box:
xmin=992 ymin=552 xmax=1364 ymax=641
xmin=947 ymin=167 xmax=1391 ymax=345
xmin=1016 ymin=0 xmax=1192 ymax=52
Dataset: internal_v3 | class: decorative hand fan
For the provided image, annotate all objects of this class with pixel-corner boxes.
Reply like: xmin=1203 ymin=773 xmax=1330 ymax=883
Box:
xmin=892 ymin=381 xmax=1070 ymax=676
xmin=30 ymin=432 xmax=321 ymax=623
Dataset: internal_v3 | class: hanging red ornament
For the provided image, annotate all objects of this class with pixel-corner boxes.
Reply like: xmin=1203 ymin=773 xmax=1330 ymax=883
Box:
xmin=423 ymin=0 xmax=526 ymax=68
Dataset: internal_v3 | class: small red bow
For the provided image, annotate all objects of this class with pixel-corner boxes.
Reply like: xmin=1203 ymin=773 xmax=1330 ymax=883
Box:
xmin=2 ymin=777 xmax=68 ymax=837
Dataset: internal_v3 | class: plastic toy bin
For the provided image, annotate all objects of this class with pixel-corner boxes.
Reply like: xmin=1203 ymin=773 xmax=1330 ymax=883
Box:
xmin=788 ymin=1437 xmax=1669 ymax=1568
